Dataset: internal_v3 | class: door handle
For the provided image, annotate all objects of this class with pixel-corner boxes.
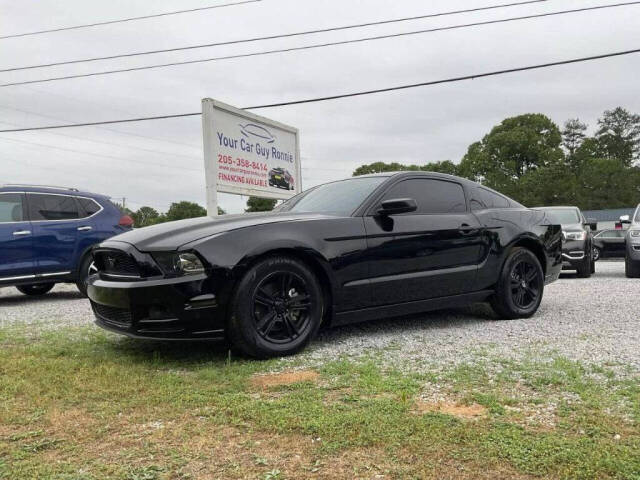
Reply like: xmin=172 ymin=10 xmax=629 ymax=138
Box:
xmin=459 ymin=224 xmax=479 ymax=235
xmin=13 ymin=230 xmax=31 ymax=236
xmin=77 ymin=226 xmax=93 ymax=231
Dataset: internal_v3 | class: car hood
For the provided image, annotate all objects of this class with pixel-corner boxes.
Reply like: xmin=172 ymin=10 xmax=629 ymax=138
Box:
xmin=560 ymin=223 xmax=584 ymax=232
xmin=107 ymin=211 xmax=336 ymax=251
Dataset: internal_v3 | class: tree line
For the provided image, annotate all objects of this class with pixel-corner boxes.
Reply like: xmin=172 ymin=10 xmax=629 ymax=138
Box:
xmin=125 ymin=106 xmax=640 ymax=227
xmin=354 ymin=107 xmax=640 ymax=210
xmin=123 ymin=197 xmax=277 ymax=228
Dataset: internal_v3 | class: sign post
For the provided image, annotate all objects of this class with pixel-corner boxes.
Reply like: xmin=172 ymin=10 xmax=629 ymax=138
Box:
xmin=201 ymin=98 xmax=301 ymax=216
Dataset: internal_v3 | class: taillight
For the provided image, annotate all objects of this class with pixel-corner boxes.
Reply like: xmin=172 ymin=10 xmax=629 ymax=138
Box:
xmin=118 ymin=215 xmax=134 ymax=228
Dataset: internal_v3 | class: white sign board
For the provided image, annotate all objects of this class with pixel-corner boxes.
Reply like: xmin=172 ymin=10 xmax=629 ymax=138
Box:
xmin=202 ymin=98 xmax=301 ymax=215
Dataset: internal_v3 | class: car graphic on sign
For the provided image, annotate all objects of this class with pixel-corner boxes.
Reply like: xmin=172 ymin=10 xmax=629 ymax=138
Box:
xmin=239 ymin=123 xmax=276 ymax=143
xmin=268 ymin=168 xmax=294 ymax=190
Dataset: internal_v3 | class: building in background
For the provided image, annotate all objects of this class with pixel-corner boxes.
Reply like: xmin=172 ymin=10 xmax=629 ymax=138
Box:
xmin=582 ymin=208 xmax=637 ymax=231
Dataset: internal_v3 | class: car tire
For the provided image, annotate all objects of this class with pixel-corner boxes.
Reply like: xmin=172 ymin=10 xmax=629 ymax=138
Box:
xmin=576 ymin=256 xmax=591 ymax=278
xmin=590 ymin=258 xmax=596 ymax=275
xmin=228 ymin=255 xmax=324 ymax=358
xmin=625 ymin=257 xmax=640 ymax=278
xmin=490 ymin=247 xmax=544 ymax=320
xmin=593 ymin=247 xmax=601 ymax=262
xmin=76 ymin=254 xmax=97 ymax=297
xmin=16 ymin=283 xmax=55 ymax=296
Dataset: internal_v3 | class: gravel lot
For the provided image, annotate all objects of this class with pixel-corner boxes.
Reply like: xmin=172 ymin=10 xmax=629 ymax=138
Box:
xmin=1 ymin=261 xmax=638 ymax=372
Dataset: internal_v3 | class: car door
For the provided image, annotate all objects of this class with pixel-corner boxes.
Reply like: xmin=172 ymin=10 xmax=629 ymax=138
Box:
xmin=611 ymin=230 xmax=627 ymax=256
xmin=75 ymin=196 xmax=105 ymax=258
xmin=27 ymin=193 xmax=80 ymax=275
xmin=0 ymin=192 xmax=34 ymax=281
xmin=362 ymin=177 xmax=484 ymax=306
xmin=597 ymin=231 xmax=614 ymax=257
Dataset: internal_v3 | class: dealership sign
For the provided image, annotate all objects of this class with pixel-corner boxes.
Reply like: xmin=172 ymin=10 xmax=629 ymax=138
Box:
xmin=202 ymin=98 xmax=301 ymax=215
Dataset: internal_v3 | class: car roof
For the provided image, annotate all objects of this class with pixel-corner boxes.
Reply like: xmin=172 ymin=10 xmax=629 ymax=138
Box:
xmin=355 ymin=171 xmax=470 ymax=182
xmin=532 ymin=206 xmax=579 ymax=210
xmin=0 ymin=184 xmax=108 ymax=199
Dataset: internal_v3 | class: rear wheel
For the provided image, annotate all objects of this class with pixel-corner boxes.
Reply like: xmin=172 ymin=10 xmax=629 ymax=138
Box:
xmin=228 ymin=256 xmax=323 ymax=358
xmin=16 ymin=283 xmax=54 ymax=296
xmin=490 ymin=248 xmax=544 ymax=319
xmin=625 ymin=256 xmax=640 ymax=278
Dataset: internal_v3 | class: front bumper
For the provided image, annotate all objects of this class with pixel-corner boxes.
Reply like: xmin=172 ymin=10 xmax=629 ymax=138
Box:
xmin=87 ymin=274 xmax=226 ymax=340
xmin=561 ymin=239 xmax=588 ymax=269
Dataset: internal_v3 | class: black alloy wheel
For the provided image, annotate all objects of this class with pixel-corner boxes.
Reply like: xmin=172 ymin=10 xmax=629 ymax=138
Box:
xmin=16 ymin=283 xmax=55 ymax=296
xmin=508 ymin=259 xmax=541 ymax=310
xmin=490 ymin=247 xmax=544 ymax=319
xmin=228 ymin=256 xmax=323 ymax=358
xmin=252 ymin=271 xmax=312 ymax=344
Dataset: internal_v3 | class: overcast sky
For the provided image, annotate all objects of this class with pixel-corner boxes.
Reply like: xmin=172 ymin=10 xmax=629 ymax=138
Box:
xmin=1 ymin=0 xmax=639 ymax=213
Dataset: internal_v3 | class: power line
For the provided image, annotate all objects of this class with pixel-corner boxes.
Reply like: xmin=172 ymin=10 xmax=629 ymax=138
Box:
xmin=1 ymin=0 xmax=550 ymax=73
xmin=1 ymin=47 xmax=638 ymax=134
xmin=0 ymin=102 xmax=202 ymax=148
xmin=0 ymin=117 xmax=201 ymax=160
xmin=0 ymin=135 xmax=203 ymax=172
xmin=0 ymin=0 xmax=262 ymax=40
xmin=2 ymin=1 xmax=637 ymax=88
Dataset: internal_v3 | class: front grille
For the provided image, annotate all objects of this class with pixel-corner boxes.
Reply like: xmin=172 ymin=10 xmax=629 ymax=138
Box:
xmin=94 ymin=249 xmax=140 ymax=277
xmin=91 ymin=302 xmax=133 ymax=329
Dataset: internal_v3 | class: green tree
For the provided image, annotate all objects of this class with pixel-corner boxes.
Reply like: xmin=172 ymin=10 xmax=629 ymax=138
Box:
xmin=353 ymin=162 xmax=418 ymax=176
xmin=164 ymin=201 xmax=207 ymax=221
xmin=595 ymin=107 xmax=640 ymax=166
xmin=518 ymin=162 xmax=577 ymax=207
xmin=458 ymin=114 xmax=564 ymax=199
xmin=352 ymin=160 xmax=458 ymax=177
xmin=562 ymin=118 xmax=588 ymax=165
xmin=576 ymin=158 xmax=640 ymax=210
xmin=131 ymin=206 xmax=160 ymax=227
xmin=245 ymin=196 xmax=277 ymax=212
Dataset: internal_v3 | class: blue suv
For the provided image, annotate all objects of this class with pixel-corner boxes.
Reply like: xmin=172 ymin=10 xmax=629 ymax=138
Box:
xmin=0 ymin=185 xmax=133 ymax=296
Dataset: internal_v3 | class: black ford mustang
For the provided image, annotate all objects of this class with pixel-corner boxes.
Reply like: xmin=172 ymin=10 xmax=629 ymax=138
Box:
xmin=88 ymin=172 xmax=562 ymax=358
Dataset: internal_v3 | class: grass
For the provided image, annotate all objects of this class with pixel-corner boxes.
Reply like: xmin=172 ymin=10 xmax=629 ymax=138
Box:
xmin=0 ymin=327 xmax=639 ymax=479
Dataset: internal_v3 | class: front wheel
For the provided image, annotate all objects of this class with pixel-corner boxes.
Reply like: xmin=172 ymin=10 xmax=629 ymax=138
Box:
xmin=16 ymin=283 xmax=55 ymax=296
xmin=593 ymin=247 xmax=601 ymax=262
xmin=576 ymin=256 xmax=592 ymax=278
xmin=228 ymin=256 xmax=324 ymax=358
xmin=625 ymin=257 xmax=640 ymax=278
xmin=490 ymin=248 xmax=544 ymax=319
xmin=76 ymin=255 xmax=98 ymax=297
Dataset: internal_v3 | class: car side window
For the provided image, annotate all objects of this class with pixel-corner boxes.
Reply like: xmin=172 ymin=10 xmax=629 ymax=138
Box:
xmin=28 ymin=194 xmax=79 ymax=221
xmin=380 ymin=178 xmax=466 ymax=214
xmin=600 ymin=230 xmax=622 ymax=238
xmin=77 ymin=197 xmax=101 ymax=218
xmin=0 ymin=193 xmax=25 ymax=223
xmin=480 ymin=188 xmax=510 ymax=209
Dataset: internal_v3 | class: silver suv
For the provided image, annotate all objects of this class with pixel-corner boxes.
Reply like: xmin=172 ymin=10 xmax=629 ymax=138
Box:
xmin=622 ymin=204 xmax=640 ymax=278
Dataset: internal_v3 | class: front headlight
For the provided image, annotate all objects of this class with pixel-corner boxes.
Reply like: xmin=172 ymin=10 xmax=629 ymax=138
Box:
xmin=152 ymin=251 xmax=206 ymax=276
xmin=630 ymin=230 xmax=640 ymax=238
xmin=563 ymin=231 xmax=586 ymax=241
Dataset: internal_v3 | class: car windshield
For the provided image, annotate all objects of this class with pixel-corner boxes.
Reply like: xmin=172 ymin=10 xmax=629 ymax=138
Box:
xmin=635 ymin=206 xmax=640 ymax=223
xmin=278 ymin=176 xmax=388 ymax=215
xmin=539 ymin=208 xmax=580 ymax=225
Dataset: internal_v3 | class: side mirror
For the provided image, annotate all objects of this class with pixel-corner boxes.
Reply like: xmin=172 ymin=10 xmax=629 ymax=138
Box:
xmin=377 ymin=198 xmax=417 ymax=216
xmin=584 ymin=218 xmax=597 ymax=231
xmin=620 ymin=215 xmax=631 ymax=224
